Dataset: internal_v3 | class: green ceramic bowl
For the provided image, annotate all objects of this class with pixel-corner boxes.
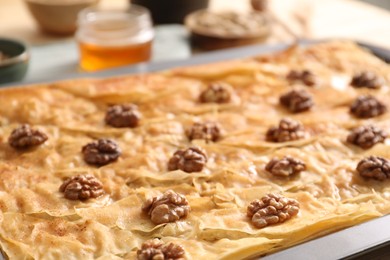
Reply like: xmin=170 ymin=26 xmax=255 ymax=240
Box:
xmin=0 ymin=38 xmax=29 ymax=85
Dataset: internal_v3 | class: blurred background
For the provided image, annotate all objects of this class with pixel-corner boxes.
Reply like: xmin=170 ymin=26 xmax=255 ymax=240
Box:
xmin=0 ymin=0 xmax=389 ymax=84
xmin=362 ymin=0 xmax=390 ymax=9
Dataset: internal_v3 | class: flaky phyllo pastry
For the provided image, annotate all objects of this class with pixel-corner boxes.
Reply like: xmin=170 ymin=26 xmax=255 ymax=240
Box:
xmin=0 ymin=41 xmax=389 ymax=259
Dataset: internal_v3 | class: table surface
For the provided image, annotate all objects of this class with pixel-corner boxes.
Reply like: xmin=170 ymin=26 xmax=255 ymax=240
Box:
xmin=1 ymin=0 xmax=390 ymax=48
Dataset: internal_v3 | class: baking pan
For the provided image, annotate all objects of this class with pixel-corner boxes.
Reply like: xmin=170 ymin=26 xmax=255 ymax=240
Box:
xmin=0 ymin=40 xmax=287 ymax=88
xmin=2 ymin=39 xmax=390 ymax=87
xmin=262 ymin=214 xmax=390 ymax=260
xmin=0 ymin=40 xmax=389 ymax=259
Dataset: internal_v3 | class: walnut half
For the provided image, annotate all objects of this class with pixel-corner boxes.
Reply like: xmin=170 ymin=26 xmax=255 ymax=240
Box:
xmin=137 ymin=239 xmax=186 ymax=260
xmin=350 ymin=95 xmax=387 ymax=118
xmin=247 ymin=194 xmax=300 ymax=228
xmin=59 ymin=174 xmax=105 ymax=201
xmin=265 ymin=156 xmax=306 ymax=177
xmin=105 ymin=104 xmax=141 ymax=128
xmin=286 ymin=69 xmax=317 ymax=87
xmin=199 ymin=82 xmax=232 ymax=103
xmin=279 ymin=89 xmax=314 ymax=113
xmin=142 ymin=190 xmax=191 ymax=225
xmin=82 ymin=139 xmax=121 ymax=166
xmin=266 ymin=118 xmax=306 ymax=142
xmin=350 ymin=71 xmax=384 ymax=89
xmin=356 ymin=156 xmax=390 ymax=181
xmin=251 ymin=0 xmax=268 ymax=12
xmin=8 ymin=124 xmax=48 ymax=149
xmin=347 ymin=125 xmax=387 ymax=149
xmin=168 ymin=147 xmax=207 ymax=173
xmin=186 ymin=122 xmax=221 ymax=143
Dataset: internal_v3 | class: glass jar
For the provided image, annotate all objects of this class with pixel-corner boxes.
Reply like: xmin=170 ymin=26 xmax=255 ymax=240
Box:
xmin=76 ymin=5 xmax=154 ymax=72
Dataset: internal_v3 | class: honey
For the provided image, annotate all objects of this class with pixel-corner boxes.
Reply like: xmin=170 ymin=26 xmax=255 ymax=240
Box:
xmin=79 ymin=40 xmax=152 ymax=72
xmin=76 ymin=6 xmax=154 ymax=72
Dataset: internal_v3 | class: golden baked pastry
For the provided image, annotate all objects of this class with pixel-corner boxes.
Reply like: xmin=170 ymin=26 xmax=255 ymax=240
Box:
xmin=0 ymin=41 xmax=389 ymax=259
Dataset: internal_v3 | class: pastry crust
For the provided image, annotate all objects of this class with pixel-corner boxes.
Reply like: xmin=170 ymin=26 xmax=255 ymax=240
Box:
xmin=0 ymin=41 xmax=389 ymax=259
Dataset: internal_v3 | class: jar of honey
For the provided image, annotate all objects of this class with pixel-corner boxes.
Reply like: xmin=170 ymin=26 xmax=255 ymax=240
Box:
xmin=76 ymin=5 xmax=154 ymax=72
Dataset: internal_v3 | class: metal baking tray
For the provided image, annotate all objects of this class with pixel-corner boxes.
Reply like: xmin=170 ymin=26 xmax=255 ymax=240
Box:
xmin=1 ymin=39 xmax=390 ymax=87
xmin=0 ymin=40 xmax=389 ymax=259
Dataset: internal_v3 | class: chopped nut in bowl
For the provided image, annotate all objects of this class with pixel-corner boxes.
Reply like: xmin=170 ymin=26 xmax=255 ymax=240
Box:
xmin=247 ymin=193 xmax=300 ymax=228
xmin=137 ymin=239 xmax=186 ymax=260
xmin=59 ymin=174 xmax=105 ymax=201
xmin=185 ymin=10 xmax=270 ymax=50
xmin=142 ymin=190 xmax=191 ymax=225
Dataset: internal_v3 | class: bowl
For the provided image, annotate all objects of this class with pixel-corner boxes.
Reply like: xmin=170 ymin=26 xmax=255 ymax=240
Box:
xmin=185 ymin=10 xmax=271 ymax=50
xmin=25 ymin=0 xmax=100 ymax=35
xmin=0 ymin=38 xmax=29 ymax=85
xmin=132 ymin=0 xmax=209 ymax=24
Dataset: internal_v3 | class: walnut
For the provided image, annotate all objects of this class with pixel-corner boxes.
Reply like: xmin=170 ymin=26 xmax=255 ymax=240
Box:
xmin=351 ymin=71 xmax=384 ymax=89
xmin=186 ymin=122 xmax=221 ymax=142
xmin=168 ymin=147 xmax=207 ymax=173
xmin=347 ymin=125 xmax=387 ymax=149
xmin=247 ymin=193 xmax=300 ymax=228
xmin=356 ymin=156 xmax=390 ymax=181
xmin=105 ymin=104 xmax=141 ymax=128
xmin=266 ymin=118 xmax=306 ymax=142
xmin=265 ymin=156 xmax=306 ymax=177
xmin=59 ymin=174 xmax=105 ymax=201
xmin=142 ymin=190 xmax=191 ymax=225
xmin=137 ymin=239 xmax=186 ymax=260
xmin=280 ymin=89 xmax=314 ymax=113
xmin=82 ymin=139 xmax=121 ymax=166
xmin=350 ymin=95 xmax=387 ymax=118
xmin=137 ymin=239 xmax=165 ymax=260
xmin=199 ymin=82 xmax=232 ymax=103
xmin=8 ymin=124 xmax=48 ymax=149
xmin=251 ymin=0 xmax=268 ymax=12
xmin=286 ymin=69 xmax=317 ymax=86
